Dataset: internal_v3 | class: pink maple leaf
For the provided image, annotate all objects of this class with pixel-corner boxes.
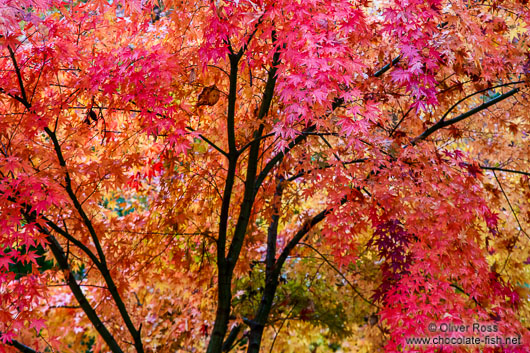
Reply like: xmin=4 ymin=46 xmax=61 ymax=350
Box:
xmin=0 ymin=331 xmax=15 ymax=344
xmin=30 ymin=318 xmax=47 ymax=332
xmin=0 ymin=256 xmax=14 ymax=271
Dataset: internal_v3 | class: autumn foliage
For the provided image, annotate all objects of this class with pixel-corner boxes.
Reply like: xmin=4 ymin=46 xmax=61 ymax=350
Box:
xmin=0 ymin=0 xmax=529 ymax=352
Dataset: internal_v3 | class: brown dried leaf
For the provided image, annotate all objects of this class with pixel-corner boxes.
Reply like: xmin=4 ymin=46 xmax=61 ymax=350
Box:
xmin=197 ymin=85 xmax=220 ymax=107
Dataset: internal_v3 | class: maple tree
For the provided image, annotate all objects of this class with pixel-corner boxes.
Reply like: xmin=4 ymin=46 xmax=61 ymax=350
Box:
xmin=0 ymin=0 xmax=529 ymax=352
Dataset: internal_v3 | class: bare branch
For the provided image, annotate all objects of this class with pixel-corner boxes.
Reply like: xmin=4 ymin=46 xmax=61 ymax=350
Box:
xmin=373 ymin=56 xmax=401 ymax=78
xmin=6 ymin=339 xmax=40 ymax=353
xmin=492 ymin=171 xmax=530 ymax=241
xmin=438 ymin=81 xmax=524 ymax=124
xmin=186 ymin=126 xmax=229 ymax=158
xmin=7 ymin=46 xmax=29 ymax=106
xmin=414 ymin=88 xmax=520 ymax=143
xmin=45 ymin=120 xmax=144 ymax=352
xmin=299 ymin=242 xmax=379 ymax=309
xmin=480 ymin=165 xmax=530 ymax=177
xmin=254 ymin=125 xmax=316 ymax=194
xmin=273 ymin=205 xmax=334 ymax=277
xmin=22 ymin=219 xmax=124 ymax=353
xmin=287 ymin=158 xmax=367 ymax=182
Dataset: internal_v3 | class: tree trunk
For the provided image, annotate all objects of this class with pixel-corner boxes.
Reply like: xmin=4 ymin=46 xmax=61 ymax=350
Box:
xmin=206 ymin=270 xmax=232 ymax=353
xmin=247 ymin=277 xmax=279 ymax=353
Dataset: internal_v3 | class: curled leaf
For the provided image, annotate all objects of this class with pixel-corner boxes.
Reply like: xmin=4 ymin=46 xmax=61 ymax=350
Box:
xmin=197 ymin=85 xmax=220 ymax=107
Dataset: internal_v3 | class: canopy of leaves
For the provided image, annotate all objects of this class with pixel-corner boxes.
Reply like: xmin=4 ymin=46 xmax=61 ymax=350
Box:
xmin=0 ymin=0 xmax=529 ymax=352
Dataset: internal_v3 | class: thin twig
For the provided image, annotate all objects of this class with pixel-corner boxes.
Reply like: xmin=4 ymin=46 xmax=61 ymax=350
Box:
xmin=299 ymin=242 xmax=380 ymax=309
xmin=481 ymin=166 xmax=530 ymax=177
xmin=492 ymin=171 xmax=530 ymax=240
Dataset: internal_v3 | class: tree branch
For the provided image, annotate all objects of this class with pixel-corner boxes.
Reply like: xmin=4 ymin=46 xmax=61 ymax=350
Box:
xmin=4 ymin=192 xmax=104 ymax=272
xmin=287 ymin=158 xmax=367 ymax=182
xmin=245 ymin=177 xmax=284 ymax=353
xmin=185 ymin=126 xmax=229 ymax=158
xmin=6 ymin=339 xmax=40 ymax=353
xmin=237 ymin=133 xmax=276 ymax=155
xmin=299 ymin=242 xmax=379 ymax=309
xmin=238 ymin=12 xmax=266 ymax=56
xmin=226 ymin=52 xmax=243 ymax=154
xmin=0 ymin=87 xmax=30 ymax=108
xmin=438 ymin=81 xmax=524 ymax=124
xmin=207 ymin=40 xmax=246 ymax=353
xmin=7 ymin=46 xmax=29 ymax=106
xmin=42 ymin=127 xmax=144 ymax=352
xmin=41 ymin=215 xmax=103 ymax=269
xmin=19 ymin=216 xmax=124 ymax=353
xmin=252 ymin=54 xmax=401 ymax=192
xmin=414 ymin=88 xmax=520 ymax=143
xmin=222 ymin=324 xmax=242 ymax=352
xmin=227 ymin=33 xmax=282 ymax=271
xmin=480 ymin=165 xmax=530 ymax=177
xmin=266 ymin=177 xmax=284 ymax=276
xmin=273 ymin=205 xmax=335 ymax=278
xmin=254 ymin=125 xmax=316 ymax=194
xmin=373 ymin=56 xmax=401 ymax=78
xmin=1 ymin=50 xmax=132 ymax=350
xmin=492 ymin=171 xmax=530 ymax=241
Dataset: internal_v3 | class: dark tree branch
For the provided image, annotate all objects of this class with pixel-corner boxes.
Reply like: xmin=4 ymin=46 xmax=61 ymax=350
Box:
xmin=273 ymin=207 xmax=333 ymax=278
xmin=216 ymin=55 xmax=242 ymax=260
xmin=186 ymin=126 xmax=229 ymax=157
xmin=450 ymin=283 xmax=481 ymax=308
xmin=44 ymin=232 xmax=124 ymax=353
xmin=6 ymin=195 xmax=104 ymax=272
xmin=42 ymin=127 xmax=144 ymax=352
xmin=83 ymin=103 xmax=229 ymax=159
xmin=238 ymin=12 xmax=266 ymax=56
xmin=492 ymin=171 xmax=530 ymax=241
xmin=373 ymin=56 xmax=401 ymax=78
xmin=222 ymin=324 xmax=242 ymax=352
xmin=4 ymin=190 xmax=123 ymax=352
xmin=237 ymin=133 xmax=276 ymax=155
xmin=19 ymin=212 xmax=124 ymax=353
xmin=254 ymin=125 xmax=316 ymax=194
xmin=41 ymin=215 xmax=103 ymax=269
xmin=206 ymin=40 xmax=247 ymax=353
xmin=252 ymin=53 xmax=400 ymax=194
xmin=0 ymin=87 xmax=30 ymax=108
xmin=389 ymin=106 xmax=413 ymax=137
xmin=3 ymin=48 xmax=127 ymax=352
xmin=266 ymin=304 xmax=296 ymax=353
xmin=226 ymin=52 xmax=243 ymax=154
xmin=299 ymin=242 xmax=379 ymax=309
xmin=227 ymin=34 xmax=282 ymax=272
xmin=438 ymin=81 xmax=524 ymax=124
xmin=414 ymin=88 xmax=520 ymax=143
xmin=29 ymin=54 xmax=47 ymax=105
xmin=209 ymin=34 xmax=282 ymax=353
xmin=8 ymin=46 xmax=29 ymax=106
xmin=6 ymin=339 xmax=40 ymax=353
xmin=287 ymin=158 xmax=367 ymax=182
xmin=208 ymin=154 xmax=237 ymax=353
xmin=246 ymin=176 xmax=283 ymax=353
xmin=266 ymin=177 xmax=284 ymax=276
xmin=6 ymin=48 xmax=142 ymax=350
xmin=247 ymin=196 xmax=360 ymax=353
xmin=252 ymin=54 xmax=401 ymax=192
xmin=480 ymin=165 xmax=530 ymax=177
